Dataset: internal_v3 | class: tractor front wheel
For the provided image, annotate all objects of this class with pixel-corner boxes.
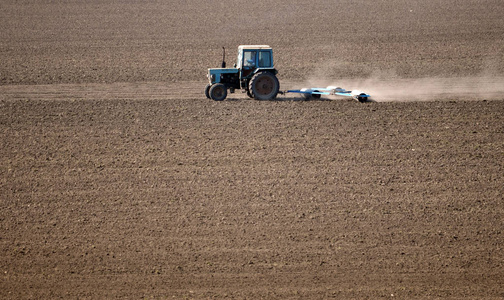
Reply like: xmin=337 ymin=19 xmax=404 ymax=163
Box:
xmin=209 ymin=83 xmax=227 ymax=101
xmin=249 ymin=72 xmax=279 ymax=100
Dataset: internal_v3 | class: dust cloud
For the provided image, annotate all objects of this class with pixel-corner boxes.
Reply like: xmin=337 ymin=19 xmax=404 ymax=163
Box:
xmin=303 ymin=60 xmax=504 ymax=102
xmin=349 ymin=76 xmax=504 ymax=102
xmin=301 ymin=76 xmax=504 ymax=102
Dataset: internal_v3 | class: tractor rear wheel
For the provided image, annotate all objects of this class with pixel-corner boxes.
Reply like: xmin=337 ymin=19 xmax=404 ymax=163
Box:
xmin=248 ymin=72 xmax=279 ymax=100
xmin=246 ymin=89 xmax=254 ymax=98
xmin=209 ymin=83 xmax=227 ymax=101
xmin=204 ymin=84 xmax=211 ymax=99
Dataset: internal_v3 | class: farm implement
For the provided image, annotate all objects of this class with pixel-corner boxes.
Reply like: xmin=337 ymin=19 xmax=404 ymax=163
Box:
xmin=282 ymin=86 xmax=371 ymax=102
xmin=205 ymin=45 xmax=372 ymax=102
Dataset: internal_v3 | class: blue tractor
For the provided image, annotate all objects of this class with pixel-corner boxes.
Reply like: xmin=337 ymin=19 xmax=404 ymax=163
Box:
xmin=205 ymin=45 xmax=280 ymax=101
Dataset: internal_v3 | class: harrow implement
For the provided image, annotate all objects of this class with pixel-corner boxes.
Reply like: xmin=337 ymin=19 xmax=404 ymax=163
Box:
xmin=284 ymin=86 xmax=371 ymax=102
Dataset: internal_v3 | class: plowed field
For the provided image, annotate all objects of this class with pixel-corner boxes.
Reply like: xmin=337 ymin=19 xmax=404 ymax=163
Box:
xmin=1 ymin=0 xmax=504 ymax=299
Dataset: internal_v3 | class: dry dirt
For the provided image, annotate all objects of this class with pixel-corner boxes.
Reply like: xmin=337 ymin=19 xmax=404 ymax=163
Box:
xmin=1 ymin=0 xmax=504 ymax=299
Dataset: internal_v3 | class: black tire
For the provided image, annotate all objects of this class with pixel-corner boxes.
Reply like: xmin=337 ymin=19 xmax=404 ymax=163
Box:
xmin=248 ymin=72 xmax=279 ymax=100
xmin=356 ymin=93 xmax=367 ymax=103
xmin=209 ymin=83 xmax=227 ymax=101
xmin=204 ymin=84 xmax=211 ymax=99
xmin=302 ymin=93 xmax=311 ymax=101
xmin=246 ymin=89 xmax=254 ymax=98
xmin=301 ymin=90 xmax=320 ymax=101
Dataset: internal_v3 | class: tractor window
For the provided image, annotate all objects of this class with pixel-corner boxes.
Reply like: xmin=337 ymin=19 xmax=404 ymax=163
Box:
xmin=258 ymin=51 xmax=272 ymax=68
xmin=243 ymin=51 xmax=256 ymax=68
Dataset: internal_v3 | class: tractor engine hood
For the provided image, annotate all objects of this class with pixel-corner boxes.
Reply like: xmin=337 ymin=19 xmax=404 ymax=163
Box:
xmin=207 ymin=68 xmax=239 ymax=83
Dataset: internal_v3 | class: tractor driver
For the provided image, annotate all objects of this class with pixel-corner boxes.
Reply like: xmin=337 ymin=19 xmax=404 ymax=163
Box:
xmin=244 ymin=51 xmax=256 ymax=68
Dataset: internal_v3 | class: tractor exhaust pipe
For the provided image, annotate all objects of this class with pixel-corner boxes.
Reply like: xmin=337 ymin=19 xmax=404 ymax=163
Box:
xmin=221 ymin=47 xmax=226 ymax=68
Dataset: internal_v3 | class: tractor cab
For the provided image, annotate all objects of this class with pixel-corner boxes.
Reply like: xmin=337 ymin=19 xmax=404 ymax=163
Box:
xmin=236 ymin=45 xmax=275 ymax=81
xmin=206 ymin=45 xmax=279 ymax=101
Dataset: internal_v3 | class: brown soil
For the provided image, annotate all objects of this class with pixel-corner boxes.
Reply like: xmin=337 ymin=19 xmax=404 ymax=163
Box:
xmin=1 ymin=0 xmax=504 ymax=299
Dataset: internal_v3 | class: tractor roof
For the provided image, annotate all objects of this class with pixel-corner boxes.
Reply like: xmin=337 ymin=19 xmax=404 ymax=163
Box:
xmin=238 ymin=45 xmax=272 ymax=50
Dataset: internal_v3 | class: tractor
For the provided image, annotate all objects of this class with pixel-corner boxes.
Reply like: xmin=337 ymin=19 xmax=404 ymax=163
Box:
xmin=205 ymin=45 xmax=280 ymax=101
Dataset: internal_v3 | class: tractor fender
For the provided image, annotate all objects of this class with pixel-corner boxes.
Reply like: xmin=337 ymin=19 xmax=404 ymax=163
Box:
xmin=252 ymin=68 xmax=278 ymax=75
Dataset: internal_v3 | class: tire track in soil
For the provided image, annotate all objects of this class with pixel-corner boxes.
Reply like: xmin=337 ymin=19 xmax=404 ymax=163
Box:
xmin=2 ymin=77 xmax=503 ymax=102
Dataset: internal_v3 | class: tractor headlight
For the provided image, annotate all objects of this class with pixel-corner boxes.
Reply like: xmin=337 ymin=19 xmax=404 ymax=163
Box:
xmin=210 ymin=74 xmax=216 ymax=83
